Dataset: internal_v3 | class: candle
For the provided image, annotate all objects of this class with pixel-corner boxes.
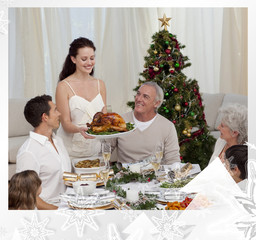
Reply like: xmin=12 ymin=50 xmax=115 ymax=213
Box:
xmin=126 ymin=189 xmax=139 ymax=202
xmin=129 ymin=163 xmax=141 ymax=173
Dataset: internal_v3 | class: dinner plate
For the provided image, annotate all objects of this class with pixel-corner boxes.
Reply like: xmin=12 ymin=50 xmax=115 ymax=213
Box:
xmin=86 ymin=126 xmax=136 ymax=139
xmin=68 ymin=201 xmax=113 ymax=210
xmin=64 ymin=180 xmax=104 ymax=187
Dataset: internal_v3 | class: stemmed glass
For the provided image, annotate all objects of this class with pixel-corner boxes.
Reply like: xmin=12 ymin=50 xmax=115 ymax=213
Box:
xmin=151 ymin=143 xmax=164 ymax=177
xmin=99 ymin=161 xmax=110 ymax=189
xmin=101 ymin=141 xmax=111 ymax=164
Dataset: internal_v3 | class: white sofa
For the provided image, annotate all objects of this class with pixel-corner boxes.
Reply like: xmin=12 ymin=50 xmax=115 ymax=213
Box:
xmin=8 ymin=99 xmax=33 ymax=180
xmin=8 ymin=93 xmax=247 ymax=180
xmin=202 ymin=93 xmax=247 ymax=139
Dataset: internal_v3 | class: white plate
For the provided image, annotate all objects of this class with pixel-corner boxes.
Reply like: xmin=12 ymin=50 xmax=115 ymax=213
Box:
xmin=68 ymin=200 xmax=113 ymax=210
xmin=86 ymin=126 xmax=136 ymax=139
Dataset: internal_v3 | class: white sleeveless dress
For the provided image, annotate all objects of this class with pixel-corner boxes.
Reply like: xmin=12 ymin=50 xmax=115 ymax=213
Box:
xmin=56 ymin=80 xmax=105 ymax=159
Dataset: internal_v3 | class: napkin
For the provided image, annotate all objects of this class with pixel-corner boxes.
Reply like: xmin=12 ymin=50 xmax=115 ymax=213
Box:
xmin=181 ymin=158 xmax=243 ymax=196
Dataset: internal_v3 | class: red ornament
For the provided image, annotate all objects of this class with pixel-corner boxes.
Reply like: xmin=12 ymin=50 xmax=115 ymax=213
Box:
xmin=174 ymin=88 xmax=178 ymax=92
xmin=184 ymin=102 xmax=188 ymax=106
xmin=183 ymin=83 xmax=186 ymax=87
xmin=180 ymin=96 xmax=183 ymax=99
xmin=193 ymin=88 xmax=197 ymax=92
xmin=181 ymin=114 xmax=184 ymax=118
xmin=173 ymin=120 xmax=176 ymax=124
xmin=155 ymin=61 xmax=159 ymax=65
xmin=165 ymin=49 xmax=171 ymax=54
xmin=167 ymin=56 xmax=172 ymax=61
xmin=180 ymin=156 xmax=183 ymax=160
xmin=170 ymin=70 xmax=175 ymax=74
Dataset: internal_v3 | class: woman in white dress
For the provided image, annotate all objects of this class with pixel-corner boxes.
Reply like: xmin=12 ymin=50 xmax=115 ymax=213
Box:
xmin=56 ymin=37 xmax=107 ymax=158
xmin=208 ymin=103 xmax=247 ymax=164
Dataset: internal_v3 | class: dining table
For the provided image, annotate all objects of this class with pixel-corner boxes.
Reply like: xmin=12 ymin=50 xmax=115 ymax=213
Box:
xmin=58 ymin=163 xmax=201 ymax=210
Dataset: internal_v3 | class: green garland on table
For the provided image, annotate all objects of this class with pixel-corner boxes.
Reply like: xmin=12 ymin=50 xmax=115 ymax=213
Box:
xmin=106 ymin=170 xmax=158 ymax=210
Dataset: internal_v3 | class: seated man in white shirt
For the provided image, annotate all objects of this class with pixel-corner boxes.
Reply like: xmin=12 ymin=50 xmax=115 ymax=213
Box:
xmin=16 ymin=95 xmax=71 ymax=210
xmin=224 ymin=144 xmax=248 ymax=191
xmin=112 ymin=81 xmax=180 ymax=165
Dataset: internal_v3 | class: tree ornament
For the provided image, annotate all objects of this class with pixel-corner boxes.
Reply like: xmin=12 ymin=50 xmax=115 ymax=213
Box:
xmin=171 ymin=86 xmax=174 ymax=90
xmin=153 ymin=67 xmax=159 ymax=72
xmin=154 ymin=61 xmax=159 ymax=65
xmin=174 ymin=88 xmax=178 ymax=92
xmin=174 ymin=63 xmax=180 ymax=68
xmin=163 ymin=106 xmax=167 ymax=110
xmin=165 ymin=92 xmax=169 ymax=97
xmin=173 ymin=120 xmax=176 ymax=124
xmin=180 ymin=156 xmax=183 ymax=160
xmin=182 ymin=130 xmax=188 ymax=135
xmin=168 ymin=46 xmax=172 ymax=50
xmin=187 ymin=133 xmax=191 ymax=137
xmin=165 ymin=109 xmax=169 ymax=113
xmin=144 ymin=63 xmax=148 ymax=68
xmin=175 ymin=104 xmax=181 ymax=111
xmin=181 ymin=114 xmax=184 ymax=118
xmin=165 ymin=49 xmax=171 ymax=54
xmin=160 ymin=64 xmax=164 ymax=68
xmin=184 ymin=102 xmax=188 ymax=106
xmin=193 ymin=88 xmax=197 ymax=92
xmin=158 ymin=14 xmax=171 ymax=31
xmin=169 ymin=68 xmax=175 ymax=74
xmin=190 ymin=112 xmax=195 ymax=116
xmin=154 ymin=50 xmax=158 ymax=54
xmin=165 ymin=41 xmax=169 ymax=45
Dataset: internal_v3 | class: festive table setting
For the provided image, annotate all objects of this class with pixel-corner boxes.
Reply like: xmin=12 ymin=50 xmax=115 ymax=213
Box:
xmin=59 ymin=148 xmax=201 ymax=210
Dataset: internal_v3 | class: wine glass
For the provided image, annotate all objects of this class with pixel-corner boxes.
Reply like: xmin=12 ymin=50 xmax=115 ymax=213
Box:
xmin=99 ymin=162 xmax=110 ymax=189
xmin=102 ymin=141 xmax=111 ymax=163
xmin=150 ymin=156 xmax=161 ymax=178
xmin=151 ymin=143 xmax=164 ymax=177
xmin=155 ymin=143 xmax=164 ymax=163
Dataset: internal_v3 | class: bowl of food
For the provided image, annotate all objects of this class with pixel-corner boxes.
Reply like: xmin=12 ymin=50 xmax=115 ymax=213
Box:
xmin=72 ymin=157 xmax=105 ymax=174
xmin=72 ymin=181 xmax=97 ymax=196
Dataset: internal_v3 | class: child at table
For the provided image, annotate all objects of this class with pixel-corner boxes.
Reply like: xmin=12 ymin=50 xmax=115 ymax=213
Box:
xmin=9 ymin=170 xmax=42 ymax=210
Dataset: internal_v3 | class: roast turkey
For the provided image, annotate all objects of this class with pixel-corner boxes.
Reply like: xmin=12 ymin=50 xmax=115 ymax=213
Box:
xmin=87 ymin=112 xmax=127 ymax=133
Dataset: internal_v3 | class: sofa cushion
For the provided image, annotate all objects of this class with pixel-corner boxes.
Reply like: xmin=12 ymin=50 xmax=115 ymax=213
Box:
xmin=214 ymin=94 xmax=248 ymax=130
xmin=9 ymin=98 xmax=33 ymax=137
xmin=9 ymin=135 xmax=28 ymax=164
xmin=202 ymin=93 xmax=225 ymax=131
xmin=8 ymin=163 xmax=17 ymax=181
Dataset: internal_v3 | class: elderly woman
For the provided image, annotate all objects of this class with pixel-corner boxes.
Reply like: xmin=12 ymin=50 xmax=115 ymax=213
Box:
xmin=208 ymin=103 xmax=247 ymax=164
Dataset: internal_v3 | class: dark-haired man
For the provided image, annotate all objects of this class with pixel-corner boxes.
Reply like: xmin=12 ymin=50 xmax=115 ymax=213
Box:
xmin=16 ymin=95 xmax=71 ymax=210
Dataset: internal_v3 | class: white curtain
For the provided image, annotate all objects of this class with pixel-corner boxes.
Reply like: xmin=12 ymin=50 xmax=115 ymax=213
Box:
xmin=220 ymin=8 xmax=248 ymax=95
xmin=9 ymin=8 xmax=247 ymax=113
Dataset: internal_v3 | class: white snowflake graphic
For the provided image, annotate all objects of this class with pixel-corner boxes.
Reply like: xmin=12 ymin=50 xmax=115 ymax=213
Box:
xmin=19 ymin=213 xmax=54 ymax=240
xmin=108 ymin=224 xmax=122 ymax=240
xmin=152 ymin=211 xmax=184 ymax=240
xmin=234 ymin=150 xmax=256 ymax=240
xmin=0 ymin=226 xmax=7 ymax=240
xmin=0 ymin=10 xmax=8 ymax=35
xmin=58 ymin=209 xmax=104 ymax=238
xmin=0 ymin=0 xmax=14 ymax=8
xmin=121 ymin=210 xmax=141 ymax=223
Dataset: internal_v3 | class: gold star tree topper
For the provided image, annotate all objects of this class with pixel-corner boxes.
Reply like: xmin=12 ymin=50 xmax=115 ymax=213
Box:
xmin=158 ymin=14 xmax=171 ymax=31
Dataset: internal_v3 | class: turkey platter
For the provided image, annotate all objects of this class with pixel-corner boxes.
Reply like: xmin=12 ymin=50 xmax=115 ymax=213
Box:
xmin=87 ymin=112 xmax=129 ymax=133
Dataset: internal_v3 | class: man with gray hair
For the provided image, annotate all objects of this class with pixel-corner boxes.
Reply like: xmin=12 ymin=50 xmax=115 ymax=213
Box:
xmin=112 ymin=81 xmax=180 ymax=165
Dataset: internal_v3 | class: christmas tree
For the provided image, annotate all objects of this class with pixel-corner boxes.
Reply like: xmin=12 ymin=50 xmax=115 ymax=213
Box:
xmin=127 ymin=14 xmax=216 ymax=169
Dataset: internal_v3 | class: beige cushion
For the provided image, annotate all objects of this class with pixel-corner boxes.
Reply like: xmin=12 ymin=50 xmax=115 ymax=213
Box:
xmin=9 ymin=99 xmax=33 ymax=137
xmin=202 ymin=93 xmax=225 ymax=131
xmin=8 ymin=135 xmax=28 ymax=164
xmin=214 ymin=94 xmax=248 ymax=130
